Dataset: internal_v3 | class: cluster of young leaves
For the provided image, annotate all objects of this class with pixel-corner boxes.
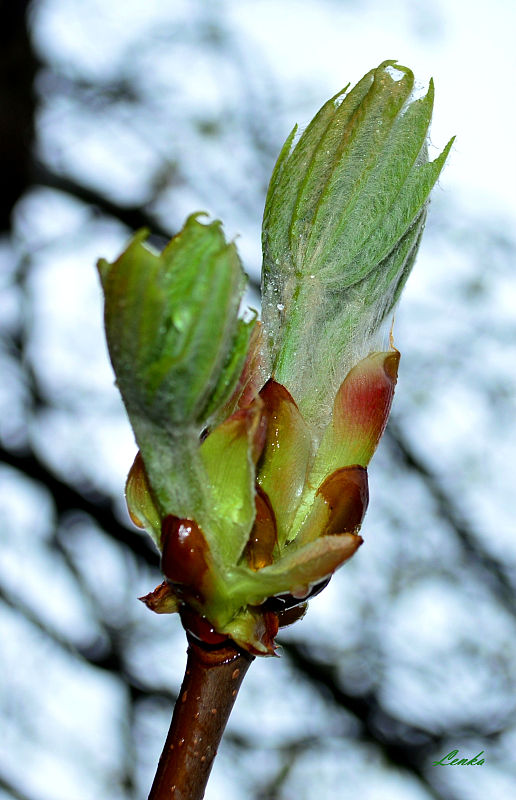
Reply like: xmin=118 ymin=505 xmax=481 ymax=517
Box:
xmin=98 ymin=61 xmax=452 ymax=653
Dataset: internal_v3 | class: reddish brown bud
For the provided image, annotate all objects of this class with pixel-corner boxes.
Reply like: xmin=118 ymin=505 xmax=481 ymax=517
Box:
xmin=161 ymin=516 xmax=210 ymax=592
xmin=180 ymin=605 xmax=230 ymax=646
xmin=277 ymin=602 xmax=308 ymax=628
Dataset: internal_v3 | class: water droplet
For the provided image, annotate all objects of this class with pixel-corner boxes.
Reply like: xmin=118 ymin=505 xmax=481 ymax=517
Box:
xmin=277 ymin=303 xmax=284 ymax=311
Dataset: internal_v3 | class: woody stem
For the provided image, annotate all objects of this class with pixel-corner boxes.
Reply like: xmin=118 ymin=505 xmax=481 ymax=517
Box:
xmin=147 ymin=635 xmax=254 ymax=800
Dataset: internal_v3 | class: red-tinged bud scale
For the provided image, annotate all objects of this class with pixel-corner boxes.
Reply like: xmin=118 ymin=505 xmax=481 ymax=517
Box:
xmin=161 ymin=516 xmax=210 ymax=593
xmin=258 ymin=378 xmax=311 ymax=546
xmin=276 ymin=602 xmax=308 ymax=628
xmin=139 ymin=581 xmax=180 ymax=614
xmin=331 ymin=350 xmax=400 ymax=466
xmin=245 ymin=485 xmax=278 ymax=571
xmin=180 ymin=604 xmax=230 ymax=646
xmin=317 ymin=465 xmax=369 ymax=535
xmin=225 ymin=321 xmax=268 ymax=414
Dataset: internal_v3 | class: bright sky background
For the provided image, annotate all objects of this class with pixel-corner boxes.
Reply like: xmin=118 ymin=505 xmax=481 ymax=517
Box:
xmin=34 ymin=0 xmax=516 ymax=220
xmin=228 ymin=0 xmax=516 ymax=218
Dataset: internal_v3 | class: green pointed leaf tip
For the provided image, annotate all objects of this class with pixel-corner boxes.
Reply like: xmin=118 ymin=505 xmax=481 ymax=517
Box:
xmin=97 ymin=214 xmax=255 ymax=439
xmin=262 ymin=60 xmax=453 ymax=427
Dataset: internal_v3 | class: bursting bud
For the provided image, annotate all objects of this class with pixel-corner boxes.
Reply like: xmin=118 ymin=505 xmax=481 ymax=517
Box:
xmin=98 ymin=61 xmax=452 ymax=655
xmin=262 ymin=60 xmax=453 ymax=430
xmin=98 ymin=214 xmax=257 ymax=522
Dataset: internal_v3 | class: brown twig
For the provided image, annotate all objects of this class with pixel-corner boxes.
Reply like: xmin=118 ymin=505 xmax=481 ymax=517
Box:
xmin=148 ymin=635 xmax=254 ymax=800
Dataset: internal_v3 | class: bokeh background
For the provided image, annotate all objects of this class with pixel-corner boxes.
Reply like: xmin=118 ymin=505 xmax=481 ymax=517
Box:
xmin=1 ymin=1 xmax=516 ymax=799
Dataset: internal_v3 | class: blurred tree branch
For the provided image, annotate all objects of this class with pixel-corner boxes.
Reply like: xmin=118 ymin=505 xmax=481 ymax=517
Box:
xmin=31 ymin=160 xmax=262 ymax=292
xmin=0 ymin=444 xmax=156 ymax=568
xmin=32 ymin=161 xmax=173 ymax=243
xmin=386 ymin=424 xmax=516 ymax=612
xmin=0 ymin=0 xmax=36 ymax=232
xmin=0 ymin=774 xmax=35 ymax=800
xmin=0 ymin=583 xmax=173 ymax=705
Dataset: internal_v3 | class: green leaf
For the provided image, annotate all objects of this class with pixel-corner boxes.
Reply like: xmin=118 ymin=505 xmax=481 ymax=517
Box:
xmin=227 ymin=533 xmax=363 ymax=607
xmin=261 ymin=61 xmax=453 ymax=428
xmin=98 ymin=214 xmax=252 ymax=436
xmin=98 ymin=214 xmax=256 ymax=522
xmin=199 ymin=401 xmax=264 ymax=568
